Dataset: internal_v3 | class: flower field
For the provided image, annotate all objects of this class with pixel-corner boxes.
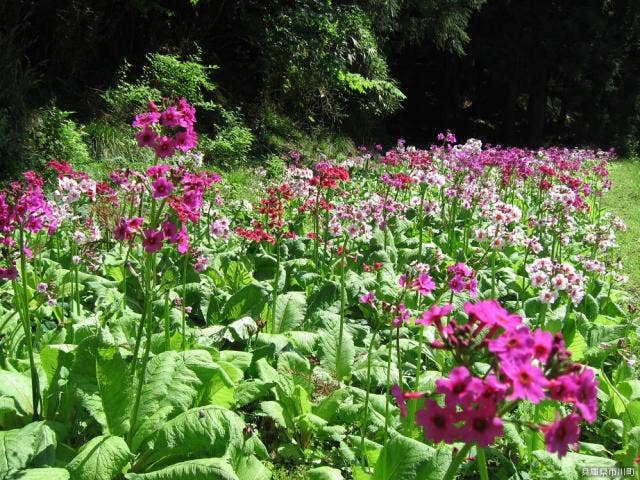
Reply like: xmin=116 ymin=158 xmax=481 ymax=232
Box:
xmin=0 ymin=100 xmax=637 ymax=480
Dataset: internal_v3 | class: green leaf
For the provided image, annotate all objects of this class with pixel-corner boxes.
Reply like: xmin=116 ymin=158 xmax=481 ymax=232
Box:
xmin=136 ymin=406 xmax=244 ymax=470
xmin=66 ymin=435 xmax=133 ymax=480
xmin=222 ymin=282 xmax=270 ymax=321
xmin=125 ymin=458 xmax=238 ymax=480
xmin=6 ymin=468 xmax=70 ymax=480
xmin=131 ymin=350 xmax=217 ymax=448
xmin=0 ymin=421 xmax=57 ymax=474
xmin=273 ymin=291 xmax=307 ymax=333
xmin=307 ymin=466 xmax=345 ymax=479
xmin=373 ymin=434 xmax=450 ymax=480
xmin=96 ymin=347 xmax=132 ymax=436
xmin=0 ymin=370 xmax=34 ymax=420
xmin=318 ymin=313 xmax=354 ymax=381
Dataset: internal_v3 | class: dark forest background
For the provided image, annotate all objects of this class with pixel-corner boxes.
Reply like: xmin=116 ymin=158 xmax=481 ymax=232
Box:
xmin=1 ymin=0 xmax=639 ymax=178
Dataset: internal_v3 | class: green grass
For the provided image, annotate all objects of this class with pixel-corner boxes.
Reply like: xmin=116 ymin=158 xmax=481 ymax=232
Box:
xmin=602 ymin=158 xmax=640 ymax=300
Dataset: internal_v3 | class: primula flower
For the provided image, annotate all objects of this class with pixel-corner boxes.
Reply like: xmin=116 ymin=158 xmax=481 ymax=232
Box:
xmin=154 ymin=136 xmax=176 ymax=158
xmin=142 ymin=228 xmax=164 ymax=253
xmin=390 ymin=384 xmax=425 ymax=417
xmin=414 ymin=272 xmax=436 ymax=296
xmin=152 ymin=177 xmax=174 ymax=199
xmin=435 ymin=366 xmax=482 ymax=404
xmin=459 ymin=402 xmax=504 ymax=447
xmin=392 ymin=304 xmax=410 ymax=327
xmin=359 ymin=291 xmax=376 ymax=305
xmin=415 ymin=303 xmax=453 ymax=326
xmin=416 ymin=399 xmax=457 ymax=444
xmin=501 ymin=361 xmax=548 ymax=403
xmin=542 ymin=414 xmax=581 ymax=457
xmin=136 ymin=126 xmax=158 ymax=148
xmin=573 ymin=368 xmax=598 ymax=423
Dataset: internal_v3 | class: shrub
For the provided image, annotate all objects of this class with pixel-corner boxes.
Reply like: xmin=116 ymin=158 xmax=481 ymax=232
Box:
xmin=22 ymin=105 xmax=90 ymax=170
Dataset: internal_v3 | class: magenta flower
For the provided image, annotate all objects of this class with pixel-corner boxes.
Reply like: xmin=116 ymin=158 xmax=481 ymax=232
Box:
xmin=390 ymin=385 xmax=424 ymax=417
xmin=392 ymin=304 xmax=410 ymax=328
xmin=359 ymin=291 xmax=376 ymax=305
xmin=152 ymin=177 xmax=174 ymax=200
xmin=135 ymin=126 xmax=158 ymax=148
xmin=416 ymin=303 xmax=453 ymax=326
xmin=154 ymin=136 xmax=176 ymax=158
xmin=532 ymin=329 xmax=553 ymax=362
xmin=160 ymin=107 xmax=185 ymax=128
xmin=132 ymin=111 xmax=160 ymax=128
xmin=414 ymin=272 xmax=436 ymax=296
xmin=501 ymin=362 xmax=548 ymax=403
xmin=459 ymin=402 xmax=504 ymax=447
xmin=464 ymin=300 xmax=522 ymax=332
xmin=547 ymin=374 xmax=577 ymax=402
xmin=573 ymin=368 xmax=598 ymax=424
xmin=142 ymin=228 xmax=164 ymax=253
xmin=435 ymin=366 xmax=482 ymax=404
xmin=175 ymin=128 xmax=197 ymax=152
xmin=542 ymin=414 xmax=581 ymax=457
xmin=416 ymin=399 xmax=457 ymax=444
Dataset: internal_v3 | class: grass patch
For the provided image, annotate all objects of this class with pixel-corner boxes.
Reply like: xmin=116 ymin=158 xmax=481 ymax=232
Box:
xmin=602 ymin=158 xmax=640 ymax=300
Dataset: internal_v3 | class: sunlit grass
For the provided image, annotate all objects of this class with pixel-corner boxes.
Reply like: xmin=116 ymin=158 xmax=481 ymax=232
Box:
xmin=602 ymin=158 xmax=640 ymax=301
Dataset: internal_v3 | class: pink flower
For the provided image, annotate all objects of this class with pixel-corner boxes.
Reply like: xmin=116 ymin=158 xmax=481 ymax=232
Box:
xmin=135 ymin=126 xmax=158 ymax=148
xmin=487 ymin=326 xmax=533 ymax=363
xmin=573 ymin=368 xmax=598 ymax=424
xmin=416 ymin=304 xmax=453 ymax=326
xmin=392 ymin=304 xmax=410 ymax=327
xmin=542 ymin=414 xmax=581 ymax=457
xmin=459 ymin=401 xmax=503 ymax=447
xmin=175 ymin=128 xmax=198 ymax=152
xmin=142 ymin=228 xmax=164 ymax=253
xmin=359 ymin=291 xmax=376 ymax=305
xmin=464 ymin=300 xmax=522 ymax=332
xmin=390 ymin=385 xmax=424 ymax=417
xmin=416 ymin=399 xmax=457 ymax=444
xmin=160 ymin=107 xmax=185 ymax=128
xmin=532 ymin=329 xmax=553 ymax=362
xmin=547 ymin=374 xmax=577 ymax=402
xmin=152 ymin=177 xmax=174 ymax=200
xmin=501 ymin=362 xmax=548 ymax=403
xmin=162 ymin=220 xmax=178 ymax=239
xmin=414 ymin=272 xmax=436 ymax=296
xmin=435 ymin=366 xmax=482 ymax=404
xmin=154 ymin=136 xmax=176 ymax=158
xmin=132 ymin=111 xmax=160 ymax=128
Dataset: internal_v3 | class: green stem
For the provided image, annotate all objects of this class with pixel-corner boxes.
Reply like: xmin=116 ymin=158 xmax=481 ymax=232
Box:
xmin=477 ymin=448 xmax=489 ymax=480
xmin=181 ymin=252 xmax=189 ymax=350
xmin=334 ymin=236 xmax=348 ymax=380
xmin=163 ymin=289 xmax=170 ymax=351
xmin=414 ymin=326 xmax=425 ymax=390
xmin=383 ymin=326 xmax=393 ymax=446
xmin=270 ymin=241 xmax=281 ymax=334
xmin=16 ymin=228 xmax=40 ymax=420
xmin=359 ymin=329 xmax=378 ymax=465
xmin=442 ymin=443 xmax=473 ymax=480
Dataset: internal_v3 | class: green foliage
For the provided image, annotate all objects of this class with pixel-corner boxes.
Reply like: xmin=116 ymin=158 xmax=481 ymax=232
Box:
xmin=202 ymin=112 xmax=255 ymax=168
xmin=266 ymin=1 xmax=404 ymax=125
xmin=22 ymin=105 xmax=90 ymax=171
xmin=102 ymin=53 xmax=219 ymax=119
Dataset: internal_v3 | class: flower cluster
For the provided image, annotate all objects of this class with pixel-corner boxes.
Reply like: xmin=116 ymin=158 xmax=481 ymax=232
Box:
xmin=395 ymin=300 xmax=598 ymax=457
xmin=447 ymin=262 xmax=477 ymax=296
xmin=526 ymin=257 xmax=585 ymax=305
xmin=132 ymin=98 xmax=197 ymax=158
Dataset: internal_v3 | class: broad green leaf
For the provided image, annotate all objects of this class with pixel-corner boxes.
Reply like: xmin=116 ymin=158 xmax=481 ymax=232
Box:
xmin=222 ymin=282 xmax=270 ymax=321
xmin=318 ymin=313 xmax=354 ymax=381
xmin=66 ymin=435 xmax=133 ymax=480
xmin=132 ymin=350 xmax=217 ymax=443
xmin=0 ymin=370 xmax=34 ymax=419
xmin=6 ymin=468 xmax=70 ymax=480
xmin=373 ymin=434 xmax=450 ymax=480
xmin=307 ymin=466 xmax=344 ymax=479
xmin=273 ymin=291 xmax=307 ymax=333
xmin=234 ymin=380 xmax=272 ymax=408
xmin=136 ymin=406 xmax=244 ymax=470
xmin=0 ymin=421 xmax=57 ymax=474
xmin=125 ymin=458 xmax=238 ymax=480
xmin=96 ymin=347 xmax=132 ymax=436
